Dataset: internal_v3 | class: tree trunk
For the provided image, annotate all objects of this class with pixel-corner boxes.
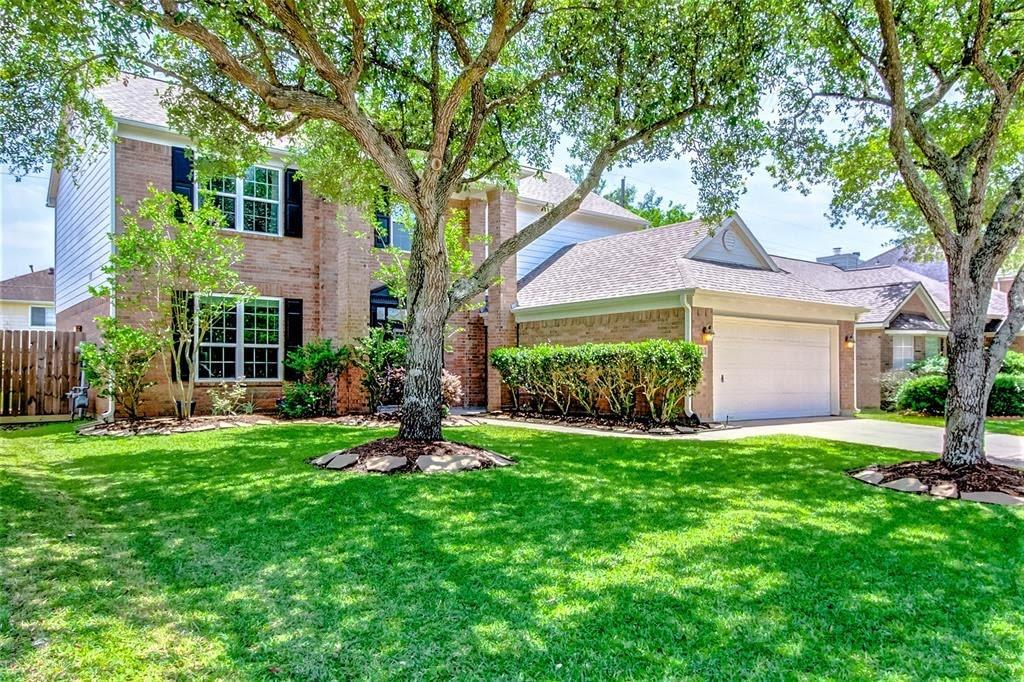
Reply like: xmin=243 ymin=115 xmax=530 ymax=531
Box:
xmin=398 ymin=208 xmax=450 ymax=441
xmin=943 ymin=271 xmax=991 ymax=466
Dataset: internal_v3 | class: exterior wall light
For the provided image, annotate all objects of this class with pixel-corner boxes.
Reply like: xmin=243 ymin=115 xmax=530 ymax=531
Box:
xmin=844 ymin=335 xmax=856 ymax=349
xmin=702 ymin=325 xmax=715 ymax=343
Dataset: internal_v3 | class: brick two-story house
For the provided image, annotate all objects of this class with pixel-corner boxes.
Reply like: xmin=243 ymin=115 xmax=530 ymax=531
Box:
xmin=50 ymin=76 xmax=1020 ymax=421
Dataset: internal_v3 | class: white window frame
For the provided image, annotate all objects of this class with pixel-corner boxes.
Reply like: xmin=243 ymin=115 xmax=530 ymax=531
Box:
xmin=195 ymin=295 xmax=284 ymax=382
xmin=892 ymin=335 xmax=915 ymax=370
xmin=29 ymin=305 xmax=49 ymax=327
xmin=196 ymin=164 xmax=284 ymax=237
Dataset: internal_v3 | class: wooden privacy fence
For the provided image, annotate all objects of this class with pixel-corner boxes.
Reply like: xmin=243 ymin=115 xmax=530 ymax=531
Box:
xmin=0 ymin=330 xmax=83 ymax=420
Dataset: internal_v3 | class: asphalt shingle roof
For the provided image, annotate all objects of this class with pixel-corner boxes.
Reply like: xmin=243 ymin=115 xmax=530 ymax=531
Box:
xmin=826 ymin=282 xmax=920 ymax=325
xmin=93 ymin=75 xmax=170 ymax=128
xmin=889 ymin=313 xmax=948 ymax=332
xmin=773 ymin=255 xmax=1008 ymax=319
xmin=0 ymin=269 xmax=54 ymax=303
xmin=516 ymin=221 xmax=858 ymax=310
xmin=517 ymin=171 xmax=648 ymax=224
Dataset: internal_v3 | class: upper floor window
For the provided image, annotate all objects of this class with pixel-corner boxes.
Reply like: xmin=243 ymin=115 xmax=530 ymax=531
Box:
xmin=892 ymin=335 xmax=915 ymax=370
xmin=201 ymin=166 xmax=282 ymax=235
xmin=197 ymin=296 xmax=282 ymax=380
xmin=373 ymin=192 xmax=414 ymax=251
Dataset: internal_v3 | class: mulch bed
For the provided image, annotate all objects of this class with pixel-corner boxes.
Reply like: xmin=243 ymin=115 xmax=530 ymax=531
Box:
xmin=872 ymin=460 xmax=1024 ymax=495
xmin=487 ymin=411 xmax=725 ymax=434
xmin=76 ymin=412 xmax=482 ymax=437
xmin=308 ymin=437 xmax=514 ymax=475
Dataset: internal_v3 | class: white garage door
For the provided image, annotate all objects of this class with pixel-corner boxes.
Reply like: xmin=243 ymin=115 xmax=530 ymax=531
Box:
xmin=713 ymin=317 xmax=834 ymax=422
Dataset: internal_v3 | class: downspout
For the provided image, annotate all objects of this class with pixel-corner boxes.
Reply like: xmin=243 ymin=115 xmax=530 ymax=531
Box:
xmin=682 ymin=290 xmax=694 ymax=416
xmin=100 ymin=138 xmax=117 ymax=423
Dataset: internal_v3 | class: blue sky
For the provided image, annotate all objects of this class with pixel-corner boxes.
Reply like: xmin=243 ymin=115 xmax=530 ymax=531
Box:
xmin=0 ymin=157 xmax=899 ymax=281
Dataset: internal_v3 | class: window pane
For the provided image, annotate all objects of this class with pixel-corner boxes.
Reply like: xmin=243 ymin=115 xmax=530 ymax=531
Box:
xmin=244 ymin=347 xmax=279 ymax=379
xmin=243 ymin=199 xmax=279 ymax=234
xmin=893 ymin=337 xmax=915 ymax=370
xmin=208 ymin=193 xmax=236 ymax=228
xmin=243 ymin=167 xmax=279 ymax=201
xmin=392 ymin=221 xmax=413 ymax=251
xmin=243 ymin=299 xmax=280 ymax=345
xmin=205 ymin=176 xmax=235 ymax=193
xmin=30 ymin=306 xmax=47 ymax=326
xmin=198 ymin=346 xmax=236 ymax=379
xmin=925 ymin=336 xmax=940 ymax=358
xmin=201 ymin=304 xmax=237 ymax=344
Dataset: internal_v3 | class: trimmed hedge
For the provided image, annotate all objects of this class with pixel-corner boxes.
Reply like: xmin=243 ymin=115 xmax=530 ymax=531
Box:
xmin=895 ymin=373 xmax=1024 ymax=416
xmin=490 ymin=340 xmax=704 ymax=423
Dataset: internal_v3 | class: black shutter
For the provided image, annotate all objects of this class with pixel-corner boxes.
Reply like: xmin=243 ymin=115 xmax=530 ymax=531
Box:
xmin=171 ymin=291 xmax=195 ymax=381
xmin=283 ymin=298 xmax=303 ymax=380
xmin=283 ymin=169 xmax=303 ymax=238
xmin=373 ymin=187 xmax=391 ymax=248
xmin=171 ymin=147 xmax=194 ymax=220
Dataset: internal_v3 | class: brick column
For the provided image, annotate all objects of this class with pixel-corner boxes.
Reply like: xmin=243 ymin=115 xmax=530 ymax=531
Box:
xmin=485 ymin=189 xmax=518 ymax=412
xmin=839 ymin=320 xmax=855 ymax=415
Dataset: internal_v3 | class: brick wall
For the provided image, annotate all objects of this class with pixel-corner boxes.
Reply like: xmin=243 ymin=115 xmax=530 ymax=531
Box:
xmin=485 ymin=190 xmax=518 ymax=411
xmin=839 ymin=321 xmax=855 ymax=413
xmin=442 ymin=199 xmax=487 ymax=407
xmin=856 ymin=329 xmax=882 ymax=409
xmin=101 ymin=137 xmax=390 ymax=416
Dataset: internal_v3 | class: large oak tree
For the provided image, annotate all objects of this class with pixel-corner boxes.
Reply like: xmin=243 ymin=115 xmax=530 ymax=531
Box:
xmin=2 ymin=0 xmax=786 ymax=441
xmin=777 ymin=0 xmax=1024 ymax=465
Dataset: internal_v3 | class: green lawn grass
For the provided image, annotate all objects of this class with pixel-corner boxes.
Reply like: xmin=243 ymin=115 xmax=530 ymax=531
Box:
xmin=857 ymin=407 xmax=1024 ymax=436
xmin=2 ymin=423 xmax=1022 ymax=679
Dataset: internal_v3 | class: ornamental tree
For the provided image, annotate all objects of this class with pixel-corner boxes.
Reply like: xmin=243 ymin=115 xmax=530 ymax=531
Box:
xmin=777 ymin=0 xmax=1024 ymax=465
xmin=93 ymin=189 xmax=256 ymax=418
xmin=3 ymin=0 xmax=787 ymax=441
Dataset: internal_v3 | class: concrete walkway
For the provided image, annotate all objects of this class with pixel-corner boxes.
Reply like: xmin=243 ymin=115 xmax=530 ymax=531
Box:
xmin=472 ymin=415 xmax=1024 ymax=468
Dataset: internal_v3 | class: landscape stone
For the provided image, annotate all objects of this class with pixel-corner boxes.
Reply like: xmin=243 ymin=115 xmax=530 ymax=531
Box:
xmin=961 ymin=491 xmax=1024 ymax=506
xmin=312 ymin=450 xmax=345 ymax=466
xmin=480 ymin=452 xmax=515 ymax=467
xmin=853 ymin=469 xmax=884 ymax=484
xmin=365 ymin=455 xmax=407 ymax=473
xmin=929 ymin=482 xmax=958 ymax=499
xmin=325 ymin=453 xmax=359 ymax=470
xmin=881 ymin=477 xmax=927 ymax=493
xmin=416 ymin=455 xmax=483 ymax=473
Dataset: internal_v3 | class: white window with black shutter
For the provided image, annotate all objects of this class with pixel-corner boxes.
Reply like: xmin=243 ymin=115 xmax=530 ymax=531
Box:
xmin=171 ymin=147 xmax=302 ymax=239
xmin=195 ymin=296 xmax=285 ymax=381
xmin=373 ymin=189 xmax=414 ymax=251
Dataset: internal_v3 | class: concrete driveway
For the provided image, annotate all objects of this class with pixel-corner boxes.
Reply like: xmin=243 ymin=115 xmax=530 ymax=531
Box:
xmin=474 ymin=415 xmax=1023 ymax=468
xmin=688 ymin=417 xmax=1023 ymax=468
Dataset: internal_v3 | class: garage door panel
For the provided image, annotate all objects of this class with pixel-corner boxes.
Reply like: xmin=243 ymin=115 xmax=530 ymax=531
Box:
xmin=713 ymin=318 xmax=833 ymax=421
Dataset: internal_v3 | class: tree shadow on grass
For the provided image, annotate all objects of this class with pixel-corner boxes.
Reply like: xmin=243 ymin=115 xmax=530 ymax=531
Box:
xmin=2 ymin=425 xmax=1022 ymax=678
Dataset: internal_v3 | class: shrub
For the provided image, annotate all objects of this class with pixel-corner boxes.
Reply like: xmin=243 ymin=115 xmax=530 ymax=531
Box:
xmin=894 ymin=374 xmax=947 ymax=415
xmin=352 ymin=328 xmax=408 ymax=412
xmin=895 ymin=373 xmax=1024 ymax=417
xmin=988 ymin=374 xmax=1024 ymax=416
xmin=79 ymin=318 xmax=160 ymax=421
xmin=285 ymin=338 xmax=351 ymax=385
xmin=279 ymin=338 xmax=351 ymax=418
xmin=489 ymin=339 xmax=704 ymax=423
xmin=1000 ymin=350 xmax=1024 ymax=376
xmin=385 ymin=367 xmax=464 ymax=412
xmin=208 ymin=379 xmax=252 ymax=416
xmin=906 ymin=355 xmax=946 ymax=375
xmin=279 ymin=382 xmax=337 ymax=419
xmin=879 ymin=369 xmax=914 ymax=410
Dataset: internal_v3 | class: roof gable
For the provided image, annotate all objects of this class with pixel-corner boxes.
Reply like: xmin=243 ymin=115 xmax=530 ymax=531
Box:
xmin=687 ymin=214 xmax=778 ymax=271
xmin=516 ymin=170 xmax=648 ymax=224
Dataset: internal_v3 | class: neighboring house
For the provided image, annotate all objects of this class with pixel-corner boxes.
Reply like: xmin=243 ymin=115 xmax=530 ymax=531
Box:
xmin=776 ymin=254 xmax=1021 ymax=408
xmin=0 ymin=268 xmax=56 ymax=331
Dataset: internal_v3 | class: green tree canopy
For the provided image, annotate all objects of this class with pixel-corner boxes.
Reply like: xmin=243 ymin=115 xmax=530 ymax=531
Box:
xmin=774 ymin=0 xmax=1024 ymax=464
xmin=2 ymin=0 xmax=791 ymax=440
